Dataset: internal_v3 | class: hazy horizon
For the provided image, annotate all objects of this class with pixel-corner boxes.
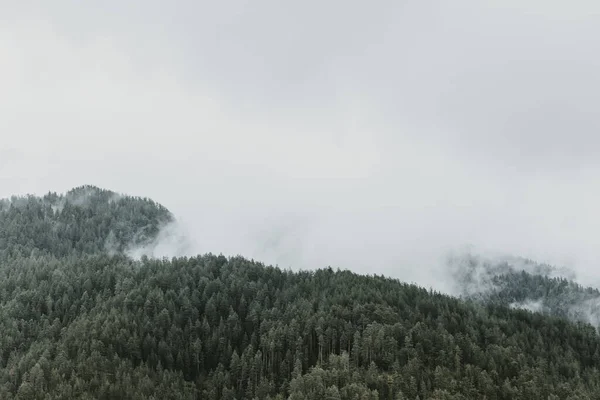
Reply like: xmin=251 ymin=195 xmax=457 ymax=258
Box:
xmin=3 ymin=1 xmax=600 ymax=292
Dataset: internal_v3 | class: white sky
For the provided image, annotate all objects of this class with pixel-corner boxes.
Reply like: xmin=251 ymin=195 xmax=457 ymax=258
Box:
xmin=2 ymin=0 xmax=600 ymax=292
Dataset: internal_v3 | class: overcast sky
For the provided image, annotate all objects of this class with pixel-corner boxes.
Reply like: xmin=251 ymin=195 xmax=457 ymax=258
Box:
xmin=2 ymin=0 xmax=600 ymax=292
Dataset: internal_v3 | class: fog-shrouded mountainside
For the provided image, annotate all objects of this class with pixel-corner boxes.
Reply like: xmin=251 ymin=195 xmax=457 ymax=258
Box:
xmin=0 ymin=185 xmax=173 ymax=260
xmin=2 ymin=187 xmax=600 ymax=399
xmin=451 ymin=253 xmax=600 ymax=327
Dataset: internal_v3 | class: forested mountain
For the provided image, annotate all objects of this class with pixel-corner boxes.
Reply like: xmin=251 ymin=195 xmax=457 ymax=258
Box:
xmin=0 ymin=185 xmax=172 ymax=260
xmin=1 ymin=187 xmax=600 ymax=399
xmin=453 ymin=253 xmax=600 ymax=327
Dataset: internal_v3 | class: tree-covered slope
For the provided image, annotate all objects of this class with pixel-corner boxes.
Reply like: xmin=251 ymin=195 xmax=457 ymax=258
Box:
xmin=2 ymin=187 xmax=600 ymax=399
xmin=452 ymin=253 xmax=600 ymax=327
xmin=2 ymin=254 xmax=600 ymax=399
xmin=0 ymin=185 xmax=172 ymax=260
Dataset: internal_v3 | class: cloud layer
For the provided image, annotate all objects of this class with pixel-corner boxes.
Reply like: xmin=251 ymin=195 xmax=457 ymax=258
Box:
xmin=2 ymin=1 xmax=600 ymax=293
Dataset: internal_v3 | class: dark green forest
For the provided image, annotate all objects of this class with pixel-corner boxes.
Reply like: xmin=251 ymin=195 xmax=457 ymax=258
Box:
xmin=1 ymin=186 xmax=600 ymax=399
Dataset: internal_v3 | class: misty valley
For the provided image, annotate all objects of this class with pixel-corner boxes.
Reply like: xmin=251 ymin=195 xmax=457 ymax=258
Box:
xmin=0 ymin=186 xmax=597 ymax=399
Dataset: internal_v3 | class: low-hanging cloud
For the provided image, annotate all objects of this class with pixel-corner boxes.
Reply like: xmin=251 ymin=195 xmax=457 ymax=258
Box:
xmin=125 ymin=220 xmax=193 ymax=260
xmin=510 ymin=300 xmax=546 ymax=314
xmin=3 ymin=1 xmax=600 ymax=295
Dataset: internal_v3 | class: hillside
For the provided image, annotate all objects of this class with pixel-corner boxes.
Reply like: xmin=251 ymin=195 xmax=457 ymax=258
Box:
xmin=1 ymin=187 xmax=600 ymax=399
xmin=0 ymin=185 xmax=173 ymax=260
xmin=452 ymin=253 xmax=600 ymax=326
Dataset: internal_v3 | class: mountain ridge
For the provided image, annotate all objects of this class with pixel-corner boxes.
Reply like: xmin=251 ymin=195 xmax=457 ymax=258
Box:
xmin=0 ymin=185 xmax=173 ymax=260
xmin=1 ymin=186 xmax=599 ymax=399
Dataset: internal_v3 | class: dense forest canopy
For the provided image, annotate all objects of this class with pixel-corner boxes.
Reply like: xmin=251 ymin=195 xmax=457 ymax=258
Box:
xmin=1 ymin=186 xmax=600 ymax=399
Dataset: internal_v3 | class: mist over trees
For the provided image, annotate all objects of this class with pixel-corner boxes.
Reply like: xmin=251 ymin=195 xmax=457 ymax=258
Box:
xmin=1 ymin=186 xmax=600 ymax=399
xmin=0 ymin=185 xmax=172 ymax=260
